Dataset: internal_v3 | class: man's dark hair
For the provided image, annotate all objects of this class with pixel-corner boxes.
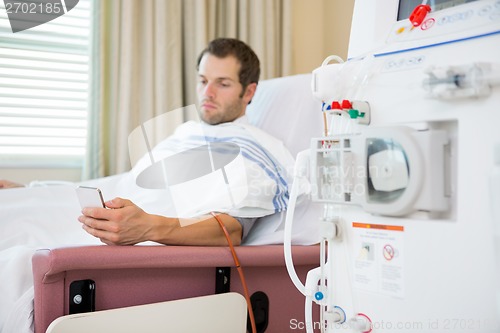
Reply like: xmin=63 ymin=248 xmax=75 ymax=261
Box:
xmin=197 ymin=38 xmax=260 ymax=93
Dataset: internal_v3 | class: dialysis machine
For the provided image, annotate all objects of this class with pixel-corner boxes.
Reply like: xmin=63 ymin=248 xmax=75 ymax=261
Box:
xmin=285 ymin=0 xmax=500 ymax=332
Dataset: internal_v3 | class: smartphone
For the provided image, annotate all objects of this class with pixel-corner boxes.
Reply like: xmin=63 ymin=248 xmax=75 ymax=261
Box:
xmin=76 ymin=186 xmax=106 ymax=209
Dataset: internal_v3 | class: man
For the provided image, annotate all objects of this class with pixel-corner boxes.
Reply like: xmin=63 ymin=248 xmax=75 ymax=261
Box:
xmin=1 ymin=38 xmax=293 ymax=247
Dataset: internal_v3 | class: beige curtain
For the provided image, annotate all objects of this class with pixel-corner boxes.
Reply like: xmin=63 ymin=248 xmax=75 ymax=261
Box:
xmin=84 ymin=0 xmax=292 ymax=179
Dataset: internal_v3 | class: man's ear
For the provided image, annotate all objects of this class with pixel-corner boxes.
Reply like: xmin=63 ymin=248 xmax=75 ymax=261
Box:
xmin=244 ymin=82 xmax=258 ymax=105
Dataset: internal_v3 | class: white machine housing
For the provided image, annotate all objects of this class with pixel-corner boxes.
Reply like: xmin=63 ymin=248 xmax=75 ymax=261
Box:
xmin=300 ymin=0 xmax=500 ymax=332
xmin=310 ymin=126 xmax=450 ymax=217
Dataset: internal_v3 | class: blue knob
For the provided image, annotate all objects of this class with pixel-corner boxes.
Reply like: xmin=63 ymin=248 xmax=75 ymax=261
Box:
xmin=314 ymin=292 xmax=324 ymax=301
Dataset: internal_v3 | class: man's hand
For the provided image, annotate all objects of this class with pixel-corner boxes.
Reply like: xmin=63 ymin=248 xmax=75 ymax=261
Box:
xmin=79 ymin=197 xmax=242 ymax=246
xmin=78 ymin=197 xmax=155 ymax=245
xmin=0 ymin=180 xmax=24 ymax=189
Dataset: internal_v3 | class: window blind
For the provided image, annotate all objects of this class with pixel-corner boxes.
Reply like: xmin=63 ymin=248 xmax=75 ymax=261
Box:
xmin=0 ymin=0 xmax=92 ymax=167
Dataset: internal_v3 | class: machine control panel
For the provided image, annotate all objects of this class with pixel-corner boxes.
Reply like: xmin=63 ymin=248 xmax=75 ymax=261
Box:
xmin=386 ymin=0 xmax=500 ymax=46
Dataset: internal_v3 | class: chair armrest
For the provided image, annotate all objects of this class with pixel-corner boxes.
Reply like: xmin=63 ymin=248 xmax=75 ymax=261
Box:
xmin=33 ymin=244 xmax=320 ymax=283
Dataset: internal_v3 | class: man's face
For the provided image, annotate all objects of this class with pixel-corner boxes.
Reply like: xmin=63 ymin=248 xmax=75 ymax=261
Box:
xmin=197 ymin=54 xmax=255 ymax=125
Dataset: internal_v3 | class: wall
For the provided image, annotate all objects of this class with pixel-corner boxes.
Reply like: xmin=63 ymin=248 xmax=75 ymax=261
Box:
xmin=1 ymin=0 xmax=355 ymax=185
xmin=291 ymin=0 xmax=355 ymax=74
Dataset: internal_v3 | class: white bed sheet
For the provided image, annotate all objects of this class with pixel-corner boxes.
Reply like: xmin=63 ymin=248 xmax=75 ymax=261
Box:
xmin=0 ymin=185 xmax=101 ymax=333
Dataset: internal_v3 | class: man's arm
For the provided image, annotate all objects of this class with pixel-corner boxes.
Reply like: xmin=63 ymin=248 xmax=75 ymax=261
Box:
xmin=0 ymin=179 xmax=24 ymax=189
xmin=78 ymin=197 xmax=242 ymax=246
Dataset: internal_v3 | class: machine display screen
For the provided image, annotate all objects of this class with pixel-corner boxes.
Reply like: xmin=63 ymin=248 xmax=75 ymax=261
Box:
xmin=397 ymin=0 xmax=479 ymax=20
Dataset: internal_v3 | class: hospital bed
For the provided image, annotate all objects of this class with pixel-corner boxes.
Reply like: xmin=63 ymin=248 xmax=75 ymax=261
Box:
xmin=30 ymin=73 xmax=324 ymax=333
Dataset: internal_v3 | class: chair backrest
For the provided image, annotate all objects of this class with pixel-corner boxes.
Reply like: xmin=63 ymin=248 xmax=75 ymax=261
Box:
xmin=45 ymin=292 xmax=247 ymax=333
xmin=246 ymin=73 xmax=323 ymax=157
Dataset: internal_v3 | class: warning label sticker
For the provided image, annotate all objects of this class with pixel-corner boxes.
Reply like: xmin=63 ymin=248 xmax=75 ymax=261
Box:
xmin=352 ymin=222 xmax=405 ymax=298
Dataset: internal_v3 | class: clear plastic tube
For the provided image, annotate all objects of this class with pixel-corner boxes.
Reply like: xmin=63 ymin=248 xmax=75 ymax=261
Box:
xmin=284 ymin=150 xmax=310 ymax=296
xmin=305 ymin=296 xmax=315 ymax=333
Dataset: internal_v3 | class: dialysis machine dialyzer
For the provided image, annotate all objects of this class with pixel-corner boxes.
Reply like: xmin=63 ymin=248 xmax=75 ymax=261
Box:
xmin=285 ymin=0 xmax=500 ymax=332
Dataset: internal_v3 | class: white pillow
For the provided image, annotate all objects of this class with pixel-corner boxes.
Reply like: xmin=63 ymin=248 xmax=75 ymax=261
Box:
xmin=246 ymin=73 xmax=323 ymax=157
xmin=245 ymin=74 xmax=324 ymax=245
